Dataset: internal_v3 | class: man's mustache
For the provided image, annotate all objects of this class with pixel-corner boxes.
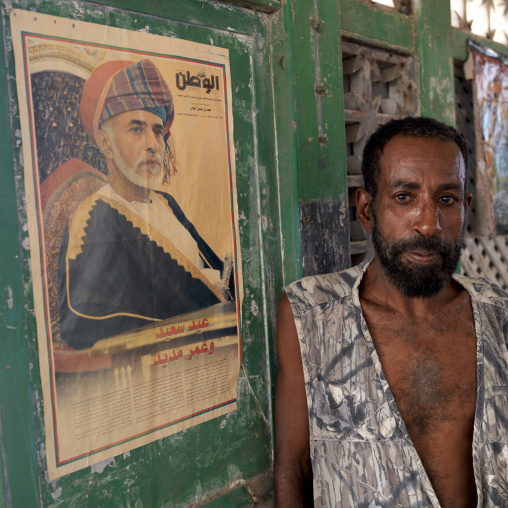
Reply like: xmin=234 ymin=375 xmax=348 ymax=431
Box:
xmin=388 ymin=235 xmax=453 ymax=257
xmin=139 ymin=154 xmax=163 ymax=164
xmin=138 ymin=153 xmax=163 ymax=175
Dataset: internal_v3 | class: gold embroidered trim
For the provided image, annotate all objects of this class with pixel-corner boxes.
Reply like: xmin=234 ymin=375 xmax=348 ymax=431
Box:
xmin=65 ymin=192 xmax=226 ymax=321
xmin=66 ymin=193 xmax=101 ymax=261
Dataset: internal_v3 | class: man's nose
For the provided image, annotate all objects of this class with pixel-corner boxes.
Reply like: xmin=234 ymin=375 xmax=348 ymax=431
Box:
xmin=144 ymin=130 xmax=161 ymax=152
xmin=414 ymin=198 xmax=442 ymax=236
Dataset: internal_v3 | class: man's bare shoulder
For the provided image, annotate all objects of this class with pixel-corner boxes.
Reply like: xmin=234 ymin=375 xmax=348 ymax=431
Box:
xmin=274 ymin=293 xmax=313 ymax=507
xmin=275 ymin=293 xmax=307 ymax=370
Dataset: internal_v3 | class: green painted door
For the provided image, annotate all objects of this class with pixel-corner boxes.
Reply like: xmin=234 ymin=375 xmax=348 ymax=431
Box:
xmin=0 ymin=0 xmax=281 ymax=505
xmin=2 ymin=0 xmax=508 ymax=506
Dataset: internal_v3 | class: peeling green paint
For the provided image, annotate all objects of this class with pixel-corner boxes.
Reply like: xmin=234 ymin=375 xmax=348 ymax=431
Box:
xmin=340 ymin=0 xmax=415 ymax=52
xmin=0 ymin=0 xmax=278 ymax=506
xmin=452 ymin=28 xmax=508 ymax=62
xmin=414 ymin=0 xmax=455 ymax=124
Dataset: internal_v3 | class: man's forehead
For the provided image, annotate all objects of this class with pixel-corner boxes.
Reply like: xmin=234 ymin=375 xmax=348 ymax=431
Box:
xmin=112 ymin=109 xmax=164 ymax=127
xmin=378 ymin=135 xmax=466 ymax=181
xmin=381 ymin=134 xmax=463 ymax=156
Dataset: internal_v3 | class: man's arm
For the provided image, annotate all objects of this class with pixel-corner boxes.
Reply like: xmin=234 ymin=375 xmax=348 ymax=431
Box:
xmin=274 ymin=293 xmax=313 ymax=507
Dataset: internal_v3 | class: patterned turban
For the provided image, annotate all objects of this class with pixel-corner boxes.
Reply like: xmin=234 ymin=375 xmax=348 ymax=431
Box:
xmin=80 ymin=59 xmax=175 ymax=144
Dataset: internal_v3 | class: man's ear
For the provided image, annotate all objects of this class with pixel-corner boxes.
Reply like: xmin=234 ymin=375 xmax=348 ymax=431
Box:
xmin=465 ymin=192 xmax=473 ymax=213
xmin=94 ymin=129 xmax=113 ymax=160
xmin=356 ymin=187 xmax=374 ymax=234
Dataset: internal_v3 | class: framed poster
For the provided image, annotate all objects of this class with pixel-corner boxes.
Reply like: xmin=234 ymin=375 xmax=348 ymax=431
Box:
xmin=469 ymin=40 xmax=508 ymax=234
xmin=11 ymin=9 xmax=241 ymax=480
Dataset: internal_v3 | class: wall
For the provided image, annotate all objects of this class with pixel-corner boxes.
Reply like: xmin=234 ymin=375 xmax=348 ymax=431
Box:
xmin=1 ymin=0 xmax=508 ymax=506
xmin=0 ymin=1 xmax=281 ymax=506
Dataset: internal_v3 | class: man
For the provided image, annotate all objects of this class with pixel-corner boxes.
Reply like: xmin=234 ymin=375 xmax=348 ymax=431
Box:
xmin=58 ymin=59 xmax=233 ymax=349
xmin=275 ymin=117 xmax=508 ymax=507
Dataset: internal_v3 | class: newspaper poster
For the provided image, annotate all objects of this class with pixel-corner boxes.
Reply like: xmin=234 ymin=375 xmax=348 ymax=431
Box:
xmin=10 ymin=9 xmax=241 ymax=480
xmin=469 ymin=40 xmax=508 ymax=234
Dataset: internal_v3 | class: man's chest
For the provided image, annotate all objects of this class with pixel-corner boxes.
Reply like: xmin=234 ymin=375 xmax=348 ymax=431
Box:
xmin=361 ymin=306 xmax=478 ymax=431
xmin=357 ymin=298 xmax=479 ymax=506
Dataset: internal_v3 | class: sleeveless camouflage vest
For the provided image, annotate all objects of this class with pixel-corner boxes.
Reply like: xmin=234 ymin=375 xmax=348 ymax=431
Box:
xmin=285 ymin=262 xmax=508 ymax=507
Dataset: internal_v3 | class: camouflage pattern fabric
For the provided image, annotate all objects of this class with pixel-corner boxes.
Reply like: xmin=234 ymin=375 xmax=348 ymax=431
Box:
xmin=284 ymin=262 xmax=508 ymax=507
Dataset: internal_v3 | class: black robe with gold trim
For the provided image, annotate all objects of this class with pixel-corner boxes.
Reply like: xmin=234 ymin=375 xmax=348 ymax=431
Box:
xmin=58 ymin=190 xmax=230 ymax=349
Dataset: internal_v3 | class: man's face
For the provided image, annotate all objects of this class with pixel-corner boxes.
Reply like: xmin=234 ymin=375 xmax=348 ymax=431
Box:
xmin=104 ymin=109 xmax=165 ymax=190
xmin=369 ymin=135 xmax=471 ymax=298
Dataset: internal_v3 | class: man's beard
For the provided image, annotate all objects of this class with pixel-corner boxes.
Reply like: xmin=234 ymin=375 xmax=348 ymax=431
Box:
xmin=371 ymin=211 xmax=464 ymax=299
xmin=110 ymin=138 xmax=163 ymax=190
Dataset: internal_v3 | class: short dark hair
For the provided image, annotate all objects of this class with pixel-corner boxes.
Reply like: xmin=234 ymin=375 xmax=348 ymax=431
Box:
xmin=361 ymin=116 xmax=470 ymax=201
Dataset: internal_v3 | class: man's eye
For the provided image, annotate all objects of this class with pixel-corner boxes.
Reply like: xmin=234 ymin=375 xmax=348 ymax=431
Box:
xmin=395 ymin=194 xmax=410 ymax=203
xmin=130 ymin=127 xmax=141 ymax=133
xmin=440 ymin=195 xmax=456 ymax=205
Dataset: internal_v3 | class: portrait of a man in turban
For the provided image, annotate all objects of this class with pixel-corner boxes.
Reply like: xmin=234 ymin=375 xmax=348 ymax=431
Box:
xmin=12 ymin=11 xmax=240 ymax=477
xmin=56 ymin=59 xmax=234 ymax=349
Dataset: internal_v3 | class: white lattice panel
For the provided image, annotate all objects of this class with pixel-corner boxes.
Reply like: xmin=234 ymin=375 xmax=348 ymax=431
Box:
xmin=455 ymin=63 xmax=508 ymax=291
xmin=461 ymin=232 xmax=508 ymax=290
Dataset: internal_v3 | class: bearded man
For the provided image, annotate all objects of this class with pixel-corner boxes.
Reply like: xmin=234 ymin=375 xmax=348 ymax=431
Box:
xmin=275 ymin=117 xmax=508 ymax=507
xmin=58 ymin=59 xmax=232 ymax=350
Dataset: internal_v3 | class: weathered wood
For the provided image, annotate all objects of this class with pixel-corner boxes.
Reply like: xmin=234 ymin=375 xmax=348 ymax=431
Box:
xmin=340 ymin=1 xmax=415 ymax=52
xmin=0 ymin=7 xmax=40 ymax=506
xmin=350 ymin=221 xmax=366 ymax=241
xmin=380 ymin=63 xmax=404 ymax=82
xmin=218 ymin=0 xmax=280 ymax=13
xmin=342 ymin=39 xmax=412 ymax=63
xmin=343 ymin=54 xmax=367 ymax=74
xmin=346 ymin=123 xmax=362 ymax=143
xmin=377 ymin=112 xmax=402 ymax=122
xmin=454 ymin=64 xmax=478 ymax=234
xmin=351 ymin=59 xmax=372 ymax=102
xmin=350 ymin=240 xmax=369 ymax=255
xmin=300 ymin=201 xmax=350 ymax=276
xmin=345 ymin=108 xmax=402 ymax=124
xmin=414 ymin=0 xmax=455 ymax=123
xmin=347 ymin=154 xmax=362 ymax=174
xmin=451 ymin=28 xmax=508 ymax=62
xmin=344 ymin=108 xmax=364 ymax=122
xmin=290 ymin=0 xmax=348 ymax=204
xmin=87 ymin=0 xmax=266 ymax=32
xmin=1 ymin=1 xmax=277 ymax=507
xmin=347 ymin=174 xmax=364 ymax=187
xmin=343 ymin=92 xmax=360 ymax=109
